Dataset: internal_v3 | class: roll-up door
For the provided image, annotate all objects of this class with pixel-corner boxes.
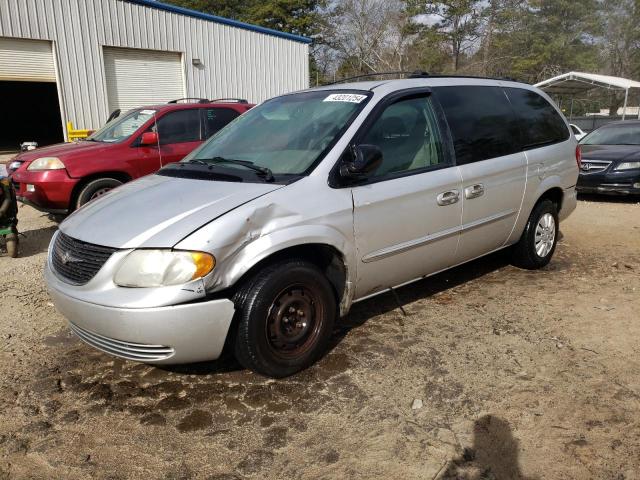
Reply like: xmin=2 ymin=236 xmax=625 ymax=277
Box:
xmin=103 ymin=47 xmax=185 ymax=113
xmin=0 ymin=37 xmax=56 ymax=82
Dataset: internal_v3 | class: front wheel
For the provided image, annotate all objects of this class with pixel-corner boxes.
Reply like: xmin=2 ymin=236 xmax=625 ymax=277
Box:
xmin=511 ymin=199 xmax=558 ymax=269
xmin=232 ymin=259 xmax=337 ymax=378
xmin=75 ymin=178 xmax=123 ymax=209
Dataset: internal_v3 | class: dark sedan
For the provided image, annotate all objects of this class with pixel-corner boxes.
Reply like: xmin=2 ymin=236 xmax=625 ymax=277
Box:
xmin=577 ymin=120 xmax=640 ymax=195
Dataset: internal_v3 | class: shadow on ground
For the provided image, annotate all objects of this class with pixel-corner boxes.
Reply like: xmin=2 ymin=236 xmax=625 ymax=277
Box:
xmin=13 ymin=225 xmax=57 ymax=258
xmin=440 ymin=415 xmax=538 ymax=480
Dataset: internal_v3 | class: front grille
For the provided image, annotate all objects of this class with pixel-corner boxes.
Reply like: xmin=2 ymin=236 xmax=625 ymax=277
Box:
xmin=51 ymin=232 xmax=117 ymax=285
xmin=69 ymin=323 xmax=175 ymax=361
xmin=580 ymin=159 xmax=612 ymax=174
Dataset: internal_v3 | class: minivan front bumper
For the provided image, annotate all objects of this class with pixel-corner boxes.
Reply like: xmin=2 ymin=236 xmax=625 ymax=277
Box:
xmin=45 ymin=264 xmax=235 ymax=364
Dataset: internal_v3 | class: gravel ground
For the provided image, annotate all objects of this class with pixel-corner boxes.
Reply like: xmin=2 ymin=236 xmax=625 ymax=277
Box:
xmin=1 ymin=197 xmax=639 ymax=479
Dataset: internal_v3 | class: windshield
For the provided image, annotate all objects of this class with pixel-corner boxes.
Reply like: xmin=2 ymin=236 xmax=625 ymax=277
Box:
xmin=182 ymin=90 xmax=370 ymax=176
xmin=89 ymin=109 xmax=156 ymax=143
xmin=580 ymin=124 xmax=640 ymax=145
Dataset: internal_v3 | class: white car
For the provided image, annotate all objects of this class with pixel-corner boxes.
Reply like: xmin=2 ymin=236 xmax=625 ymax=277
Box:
xmin=570 ymin=123 xmax=587 ymax=141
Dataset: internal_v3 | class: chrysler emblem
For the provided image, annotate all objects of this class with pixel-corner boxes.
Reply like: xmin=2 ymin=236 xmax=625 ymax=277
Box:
xmin=60 ymin=250 xmax=82 ymax=265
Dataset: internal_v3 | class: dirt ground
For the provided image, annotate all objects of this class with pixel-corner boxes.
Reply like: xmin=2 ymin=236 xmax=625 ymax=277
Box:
xmin=1 ymin=196 xmax=639 ymax=480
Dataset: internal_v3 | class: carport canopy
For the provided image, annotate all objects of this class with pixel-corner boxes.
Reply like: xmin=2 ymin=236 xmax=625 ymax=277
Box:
xmin=534 ymin=71 xmax=640 ymax=120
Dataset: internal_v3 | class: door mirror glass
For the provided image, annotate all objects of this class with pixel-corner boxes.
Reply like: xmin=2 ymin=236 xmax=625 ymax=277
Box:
xmin=140 ymin=131 xmax=159 ymax=146
xmin=340 ymin=144 xmax=383 ymax=179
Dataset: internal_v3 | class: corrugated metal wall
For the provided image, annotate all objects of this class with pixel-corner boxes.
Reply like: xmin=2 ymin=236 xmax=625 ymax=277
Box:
xmin=0 ymin=0 xmax=310 ymax=132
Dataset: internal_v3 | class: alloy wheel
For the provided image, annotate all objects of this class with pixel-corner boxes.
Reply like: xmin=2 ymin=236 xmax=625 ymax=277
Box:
xmin=534 ymin=212 xmax=556 ymax=258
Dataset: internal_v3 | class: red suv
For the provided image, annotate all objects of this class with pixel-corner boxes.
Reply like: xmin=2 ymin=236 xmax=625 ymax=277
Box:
xmin=8 ymin=99 xmax=252 ymax=213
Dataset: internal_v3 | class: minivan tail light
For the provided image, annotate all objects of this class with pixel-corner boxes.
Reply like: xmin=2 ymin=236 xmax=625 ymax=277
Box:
xmin=575 ymin=145 xmax=582 ymax=169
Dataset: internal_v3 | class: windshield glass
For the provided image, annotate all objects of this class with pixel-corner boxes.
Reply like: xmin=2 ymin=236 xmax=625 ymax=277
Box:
xmin=182 ymin=90 xmax=370 ymax=176
xmin=580 ymin=124 xmax=640 ymax=145
xmin=89 ymin=109 xmax=156 ymax=143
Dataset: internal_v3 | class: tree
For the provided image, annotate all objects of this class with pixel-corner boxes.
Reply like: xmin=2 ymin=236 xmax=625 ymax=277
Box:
xmin=324 ymin=0 xmax=416 ymax=80
xmin=597 ymin=0 xmax=640 ymax=113
xmin=164 ymin=0 xmax=325 ymax=39
xmin=407 ymin=0 xmax=485 ymax=72
xmin=480 ymin=0 xmax=600 ymax=82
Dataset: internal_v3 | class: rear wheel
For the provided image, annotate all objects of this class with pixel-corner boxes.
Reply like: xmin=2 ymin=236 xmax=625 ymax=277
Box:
xmin=232 ymin=259 xmax=337 ymax=378
xmin=511 ymin=199 xmax=558 ymax=269
xmin=76 ymin=178 xmax=123 ymax=209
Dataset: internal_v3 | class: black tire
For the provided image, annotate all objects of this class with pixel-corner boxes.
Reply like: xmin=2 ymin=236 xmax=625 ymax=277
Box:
xmin=511 ymin=199 xmax=559 ymax=270
xmin=75 ymin=178 xmax=123 ymax=209
xmin=232 ymin=259 xmax=337 ymax=378
xmin=6 ymin=234 xmax=18 ymax=258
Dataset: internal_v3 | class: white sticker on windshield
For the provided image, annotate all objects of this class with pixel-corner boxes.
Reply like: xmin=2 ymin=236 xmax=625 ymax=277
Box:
xmin=140 ymin=109 xmax=157 ymax=115
xmin=323 ymin=93 xmax=367 ymax=103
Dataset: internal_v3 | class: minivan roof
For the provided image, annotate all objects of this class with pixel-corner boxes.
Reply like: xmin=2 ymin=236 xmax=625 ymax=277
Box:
xmin=307 ymin=76 xmax=537 ymax=96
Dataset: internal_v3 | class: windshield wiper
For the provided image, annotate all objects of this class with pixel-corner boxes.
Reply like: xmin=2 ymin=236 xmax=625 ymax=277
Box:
xmin=191 ymin=157 xmax=275 ymax=182
xmin=185 ymin=159 xmax=210 ymax=167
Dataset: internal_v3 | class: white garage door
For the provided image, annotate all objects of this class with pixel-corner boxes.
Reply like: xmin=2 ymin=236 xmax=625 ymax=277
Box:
xmin=103 ymin=47 xmax=185 ymax=113
xmin=0 ymin=37 xmax=55 ymax=82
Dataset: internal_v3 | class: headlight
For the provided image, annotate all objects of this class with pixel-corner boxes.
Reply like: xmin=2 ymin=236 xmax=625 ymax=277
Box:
xmin=114 ymin=250 xmax=215 ymax=287
xmin=615 ymin=161 xmax=640 ymax=171
xmin=27 ymin=157 xmax=65 ymax=171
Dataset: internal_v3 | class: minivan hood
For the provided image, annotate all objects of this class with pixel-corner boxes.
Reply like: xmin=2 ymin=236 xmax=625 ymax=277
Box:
xmin=60 ymin=174 xmax=283 ymax=248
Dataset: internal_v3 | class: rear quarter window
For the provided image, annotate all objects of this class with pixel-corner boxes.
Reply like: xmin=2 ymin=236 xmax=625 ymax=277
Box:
xmin=433 ymin=86 xmax=521 ymax=165
xmin=504 ymin=88 xmax=569 ymax=149
xmin=202 ymin=108 xmax=240 ymax=139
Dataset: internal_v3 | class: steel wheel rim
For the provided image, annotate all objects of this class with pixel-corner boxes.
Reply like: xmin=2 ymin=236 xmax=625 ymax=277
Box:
xmin=534 ymin=213 xmax=556 ymax=258
xmin=89 ymin=187 xmax=113 ymax=200
xmin=265 ymin=283 xmax=323 ymax=359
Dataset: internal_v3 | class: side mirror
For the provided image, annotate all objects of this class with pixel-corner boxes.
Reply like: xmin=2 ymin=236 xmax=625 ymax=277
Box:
xmin=140 ymin=132 xmax=159 ymax=146
xmin=340 ymin=144 xmax=383 ymax=179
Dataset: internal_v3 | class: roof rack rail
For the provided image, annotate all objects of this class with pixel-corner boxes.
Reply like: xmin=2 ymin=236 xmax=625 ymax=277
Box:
xmin=209 ymin=98 xmax=249 ymax=104
xmin=324 ymin=71 xmax=427 ymax=86
xmin=168 ymin=98 xmax=210 ymax=104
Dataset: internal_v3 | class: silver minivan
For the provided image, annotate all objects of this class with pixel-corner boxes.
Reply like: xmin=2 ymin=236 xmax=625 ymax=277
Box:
xmin=45 ymin=77 xmax=579 ymax=377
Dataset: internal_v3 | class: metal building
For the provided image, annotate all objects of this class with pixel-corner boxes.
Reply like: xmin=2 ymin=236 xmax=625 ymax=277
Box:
xmin=0 ymin=0 xmax=311 ymax=149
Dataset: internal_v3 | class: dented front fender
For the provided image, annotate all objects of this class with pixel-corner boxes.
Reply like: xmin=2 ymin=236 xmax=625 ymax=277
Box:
xmin=174 ymin=178 xmax=357 ymax=312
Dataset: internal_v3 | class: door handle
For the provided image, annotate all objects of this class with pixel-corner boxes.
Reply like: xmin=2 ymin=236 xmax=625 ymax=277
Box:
xmin=464 ymin=183 xmax=484 ymax=199
xmin=436 ymin=190 xmax=460 ymax=206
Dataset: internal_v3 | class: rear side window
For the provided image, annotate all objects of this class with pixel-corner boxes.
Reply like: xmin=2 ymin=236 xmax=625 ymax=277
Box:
xmin=202 ymin=108 xmax=240 ymax=139
xmin=155 ymin=109 xmax=201 ymax=145
xmin=433 ymin=86 xmax=521 ymax=164
xmin=504 ymin=88 xmax=569 ymax=149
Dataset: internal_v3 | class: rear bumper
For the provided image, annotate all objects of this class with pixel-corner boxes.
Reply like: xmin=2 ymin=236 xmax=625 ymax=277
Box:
xmin=10 ymin=168 xmax=75 ymax=212
xmin=45 ymin=264 xmax=236 ymax=364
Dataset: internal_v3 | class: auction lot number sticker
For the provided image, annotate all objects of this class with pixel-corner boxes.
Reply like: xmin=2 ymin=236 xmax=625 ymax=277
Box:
xmin=323 ymin=93 xmax=368 ymax=103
